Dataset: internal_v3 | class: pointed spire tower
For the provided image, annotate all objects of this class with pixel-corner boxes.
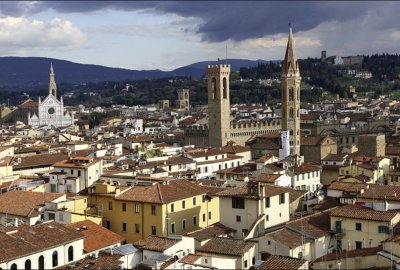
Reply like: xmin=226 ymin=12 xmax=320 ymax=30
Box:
xmin=49 ymin=62 xmax=57 ymax=98
xmin=281 ymin=25 xmax=301 ymax=156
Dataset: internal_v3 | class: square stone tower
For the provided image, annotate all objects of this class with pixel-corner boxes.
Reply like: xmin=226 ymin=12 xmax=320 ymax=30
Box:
xmin=207 ymin=64 xmax=231 ymax=147
xmin=176 ymin=89 xmax=190 ymax=111
xmin=358 ymin=134 xmax=385 ymax=157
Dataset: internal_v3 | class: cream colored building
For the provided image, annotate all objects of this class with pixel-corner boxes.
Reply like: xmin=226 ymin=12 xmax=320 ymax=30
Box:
xmin=217 ymin=181 xmax=291 ymax=239
xmin=52 ymin=156 xmax=103 ymax=192
xmin=330 ymin=204 xmax=400 ymax=250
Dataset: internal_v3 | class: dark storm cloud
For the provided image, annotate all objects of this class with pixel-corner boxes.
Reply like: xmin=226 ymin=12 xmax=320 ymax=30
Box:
xmin=2 ymin=1 xmax=398 ymax=42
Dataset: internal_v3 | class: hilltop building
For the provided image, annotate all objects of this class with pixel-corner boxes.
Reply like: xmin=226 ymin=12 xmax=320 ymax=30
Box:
xmin=28 ymin=64 xmax=74 ymax=128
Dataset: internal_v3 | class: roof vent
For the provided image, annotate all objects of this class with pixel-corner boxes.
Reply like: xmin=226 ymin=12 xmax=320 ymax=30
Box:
xmin=81 ymin=226 xmax=88 ymax=230
xmin=76 ymin=228 xmax=81 ymax=231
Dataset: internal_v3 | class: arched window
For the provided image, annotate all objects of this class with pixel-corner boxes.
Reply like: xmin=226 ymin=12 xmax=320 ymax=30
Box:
xmin=297 ymin=88 xmax=300 ymax=100
xmin=282 ymin=108 xmax=285 ymax=118
xmin=25 ymin=260 xmax=31 ymax=270
xmin=289 ymin=88 xmax=294 ymax=101
xmin=290 ymin=130 xmax=294 ymax=135
xmin=297 ymin=109 xmax=300 ymax=118
xmin=211 ymin=78 xmax=217 ymax=100
xmin=289 ymin=108 xmax=294 ymax=118
xmin=68 ymin=246 xmax=74 ymax=262
xmin=38 ymin=255 xmax=44 ymax=270
xmin=52 ymin=251 xmax=58 ymax=267
xmin=223 ymin=77 xmax=227 ymax=99
xmin=10 ymin=264 xmax=17 ymax=270
xmin=185 ymin=92 xmax=188 ymax=99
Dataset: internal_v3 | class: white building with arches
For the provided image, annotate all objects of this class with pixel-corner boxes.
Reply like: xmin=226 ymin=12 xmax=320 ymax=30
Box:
xmin=0 ymin=221 xmax=84 ymax=270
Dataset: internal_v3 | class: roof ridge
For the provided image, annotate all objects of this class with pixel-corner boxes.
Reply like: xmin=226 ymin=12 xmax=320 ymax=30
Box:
xmin=157 ymin=184 xmax=164 ymax=204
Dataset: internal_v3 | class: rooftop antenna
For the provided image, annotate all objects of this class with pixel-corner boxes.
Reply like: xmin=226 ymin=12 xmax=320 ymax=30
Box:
xmin=226 ymin=44 xmax=228 ymax=65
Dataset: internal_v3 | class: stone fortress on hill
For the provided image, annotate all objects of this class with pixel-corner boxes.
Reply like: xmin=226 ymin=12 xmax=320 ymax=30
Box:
xmin=185 ymin=26 xmax=301 ymax=156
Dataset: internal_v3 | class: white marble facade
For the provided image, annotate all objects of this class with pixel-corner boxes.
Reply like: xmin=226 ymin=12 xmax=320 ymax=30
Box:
xmin=28 ymin=64 xmax=74 ymax=128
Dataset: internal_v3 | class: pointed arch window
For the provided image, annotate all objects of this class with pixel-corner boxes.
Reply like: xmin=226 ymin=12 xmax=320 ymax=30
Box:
xmin=282 ymin=108 xmax=285 ymax=118
xmin=289 ymin=88 xmax=294 ymax=101
xmin=211 ymin=78 xmax=217 ymax=100
xmin=297 ymin=88 xmax=300 ymax=101
xmin=223 ymin=77 xmax=227 ymax=99
xmin=289 ymin=107 xmax=294 ymax=118
xmin=297 ymin=109 xmax=300 ymax=118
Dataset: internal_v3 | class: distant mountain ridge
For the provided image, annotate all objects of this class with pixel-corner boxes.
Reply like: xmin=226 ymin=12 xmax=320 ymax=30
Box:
xmin=0 ymin=57 xmax=273 ymax=87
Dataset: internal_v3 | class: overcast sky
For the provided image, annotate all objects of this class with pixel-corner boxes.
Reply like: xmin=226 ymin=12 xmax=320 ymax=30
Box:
xmin=0 ymin=1 xmax=399 ymax=70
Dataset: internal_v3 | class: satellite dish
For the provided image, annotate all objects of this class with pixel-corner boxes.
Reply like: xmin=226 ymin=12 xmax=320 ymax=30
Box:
xmin=244 ymin=177 xmax=249 ymax=182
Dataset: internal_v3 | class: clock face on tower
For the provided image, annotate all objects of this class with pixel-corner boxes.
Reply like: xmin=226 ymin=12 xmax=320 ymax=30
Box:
xmin=48 ymin=107 xmax=55 ymax=115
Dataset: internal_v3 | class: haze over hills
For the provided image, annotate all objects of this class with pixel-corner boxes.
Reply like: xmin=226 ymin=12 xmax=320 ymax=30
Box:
xmin=0 ymin=57 xmax=271 ymax=87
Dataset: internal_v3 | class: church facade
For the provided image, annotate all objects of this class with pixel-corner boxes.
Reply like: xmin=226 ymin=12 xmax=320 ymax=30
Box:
xmin=28 ymin=64 xmax=74 ymax=128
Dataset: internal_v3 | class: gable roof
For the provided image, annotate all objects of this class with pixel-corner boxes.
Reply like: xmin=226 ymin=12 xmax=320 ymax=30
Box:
xmin=258 ymin=255 xmax=306 ymax=270
xmin=133 ymin=235 xmax=181 ymax=252
xmin=0 ymin=190 xmax=64 ymax=218
xmin=330 ymin=204 xmax=399 ymax=222
xmin=196 ymin=237 xmax=255 ymax=257
xmin=0 ymin=221 xmax=85 ymax=263
xmin=186 ymin=223 xmax=236 ymax=242
xmin=115 ymin=180 xmax=210 ymax=204
xmin=67 ymin=220 xmax=124 ymax=253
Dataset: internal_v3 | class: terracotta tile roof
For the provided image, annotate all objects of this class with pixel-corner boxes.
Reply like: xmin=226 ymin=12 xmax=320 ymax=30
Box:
xmin=322 ymin=153 xmax=348 ymax=161
xmin=178 ymin=254 xmax=202 ymax=264
xmin=265 ymin=228 xmax=309 ymax=248
xmin=327 ymin=181 xmax=367 ymax=192
xmin=217 ymin=183 xmax=292 ymax=199
xmin=255 ymin=173 xmax=281 ymax=184
xmin=289 ymin=190 xmax=307 ymax=203
xmin=301 ymin=136 xmax=325 ymax=146
xmin=67 ymin=220 xmax=124 ymax=253
xmin=360 ymin=185 xmax=400 ymax=201
xmin=258 ymin=255 xmax=306 ymax=270
xmin=13 ymin=152 xmax=68 ymax=170
xmin=0 ymin=190 xmax=64 ymax=218
xmin=219 ymin=144 xmax=251 ymax=154
xmin=287 ymin=212 xmax=331 ymax=239
xmin=53 ymin=157 xmax=101 ymax=169
xmin=0 ymin=221 xmax=85 ymax=263
xmin=59 ymin=253 xmax=123 ymax=270
xmin=301 ymin=114 xmax=320 ymax=121
xmin=133 ymin=235 xmax=181 ymax=252
xmin=289 ymin=163 xmax=321 ymax=175
xmin=256 ymin=154 xmax=275 ymax=163
xmin=330 ymin=204 xmax=400 ymax=222
xmin=196 ymin=237 xmax=255 ymax=257
xmin=115 ymin=180 xmax=210 ymax=204
xmin=314 ymin=246 xmax=382 ymax=263
xmin=186 ymin=222 xmax=236 ymax=242
xmin=312 ymin=198 xmax=343 ymax=211
xmin=18 ymin=99 xmax=38 ymax=109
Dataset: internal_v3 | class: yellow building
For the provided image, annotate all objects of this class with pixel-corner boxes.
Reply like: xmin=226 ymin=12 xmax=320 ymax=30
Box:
xmin=86 ymin=179 xmax=221 ymax=243
xmin=330 ymin=204 xmax=400 ymax=250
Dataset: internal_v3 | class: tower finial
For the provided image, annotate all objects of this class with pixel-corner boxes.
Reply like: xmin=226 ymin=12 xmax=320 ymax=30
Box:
xmin=50 ymin=62 xmax=54 ymax=73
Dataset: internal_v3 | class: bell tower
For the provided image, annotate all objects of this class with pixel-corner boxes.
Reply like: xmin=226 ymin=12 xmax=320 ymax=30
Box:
xmin=49 ymin=63 xmax=57 ymax=98
xmin=207 ymin=64 xmax=231 ymax=147
xmin=281 ymin=26 xmax=301 ymax=156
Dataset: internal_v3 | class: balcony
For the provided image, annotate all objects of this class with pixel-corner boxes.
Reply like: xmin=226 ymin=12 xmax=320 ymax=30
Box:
xmin=333 ymin=228 xmax=345 ymax=239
